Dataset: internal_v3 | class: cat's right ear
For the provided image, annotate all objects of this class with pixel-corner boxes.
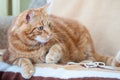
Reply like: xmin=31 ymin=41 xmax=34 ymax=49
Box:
xmin=25 ymin=10 xmax=34 ymax=23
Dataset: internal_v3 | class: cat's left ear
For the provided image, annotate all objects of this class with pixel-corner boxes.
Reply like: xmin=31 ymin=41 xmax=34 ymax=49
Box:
xmin=41 ymin=3 xmax=51 ymax=14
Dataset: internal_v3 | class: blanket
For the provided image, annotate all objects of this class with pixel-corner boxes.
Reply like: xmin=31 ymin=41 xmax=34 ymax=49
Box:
xmin=0 ymin=61 xmax=120 ymax=80
xmin=0 ymin=50 xmax=120 ymax=80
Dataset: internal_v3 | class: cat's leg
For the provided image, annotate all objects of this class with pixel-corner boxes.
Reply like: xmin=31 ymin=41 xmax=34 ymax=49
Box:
xmin=13 ymin=58 xmax=34 ymax=79
xmin=45 ymin=44 xmax=63 ymax=64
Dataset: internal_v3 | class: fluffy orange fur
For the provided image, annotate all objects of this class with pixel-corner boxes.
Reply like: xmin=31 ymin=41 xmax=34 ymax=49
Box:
xmin=2 ymin=5 xmax=120 ymax=79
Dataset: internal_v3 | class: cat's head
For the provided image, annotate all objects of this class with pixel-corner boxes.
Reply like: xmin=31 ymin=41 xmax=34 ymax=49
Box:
xmin=11 ymin=4 xmax=52 ymax=44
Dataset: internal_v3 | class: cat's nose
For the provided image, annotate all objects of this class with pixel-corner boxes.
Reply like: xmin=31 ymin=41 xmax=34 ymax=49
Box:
xmin=49 ymin=33 xmax=52 ymax=36
xmin=47 ymin=33 xmax=52 ymax=39
xmin=49 ymin=33 xmax=52 ymax=37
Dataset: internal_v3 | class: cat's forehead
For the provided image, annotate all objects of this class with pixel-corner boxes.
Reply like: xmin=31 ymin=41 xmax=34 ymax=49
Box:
xmin=25 ymin=9 xmax=48 ymax=21
xmin=31 ymin=8 xmax=47 ymax=16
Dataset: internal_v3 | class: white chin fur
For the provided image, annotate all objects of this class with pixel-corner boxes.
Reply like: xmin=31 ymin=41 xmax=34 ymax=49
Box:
xmin=34 ymin=36 xmax=49 ymax=44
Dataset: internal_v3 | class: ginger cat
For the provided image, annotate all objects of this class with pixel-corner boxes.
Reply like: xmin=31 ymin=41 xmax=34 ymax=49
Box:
xmin=2 ymin=4 xmax=120 ymax=79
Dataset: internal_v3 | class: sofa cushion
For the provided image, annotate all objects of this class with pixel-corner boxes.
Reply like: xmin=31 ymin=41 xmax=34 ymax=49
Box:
xmin=0 ymin=16 xmax=14 ymax=49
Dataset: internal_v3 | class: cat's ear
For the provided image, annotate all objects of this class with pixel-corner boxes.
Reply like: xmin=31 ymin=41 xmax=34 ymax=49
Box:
xmin=25 ymin=10 xmax=34 ymax=23
xmin=41 ymin=3 xmax=51 ymax=14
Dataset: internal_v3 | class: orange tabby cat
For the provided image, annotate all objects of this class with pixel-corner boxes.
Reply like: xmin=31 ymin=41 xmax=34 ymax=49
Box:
xmin=3 ymin=4 xmax=120 ymax=79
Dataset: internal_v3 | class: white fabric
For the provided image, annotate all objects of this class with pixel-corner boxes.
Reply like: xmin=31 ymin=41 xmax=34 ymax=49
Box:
xmin=0 ymin=62 xmax=120 ymax=79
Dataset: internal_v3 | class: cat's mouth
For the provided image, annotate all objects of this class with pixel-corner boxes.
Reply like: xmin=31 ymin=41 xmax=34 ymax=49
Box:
xmin=34 ymin=35 xmax=51 ymax=44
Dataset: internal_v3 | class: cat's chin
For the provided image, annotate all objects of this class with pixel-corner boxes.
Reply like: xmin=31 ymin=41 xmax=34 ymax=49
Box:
xmin=34 ymin=36 xmax=50 ymax=44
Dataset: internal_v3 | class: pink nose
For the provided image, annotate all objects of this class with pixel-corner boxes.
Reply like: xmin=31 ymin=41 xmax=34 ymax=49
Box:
xmin=48 ymin=33 xmax=52 ymax=36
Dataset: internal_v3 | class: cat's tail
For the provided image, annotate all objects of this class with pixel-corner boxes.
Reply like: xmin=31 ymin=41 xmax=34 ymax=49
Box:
xmin=94 ymin=51 xmax=120 ymax=67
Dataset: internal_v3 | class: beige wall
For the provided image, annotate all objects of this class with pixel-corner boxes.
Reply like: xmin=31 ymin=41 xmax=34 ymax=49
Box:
xmin=51 ymin=0 xmax=120 ymax=56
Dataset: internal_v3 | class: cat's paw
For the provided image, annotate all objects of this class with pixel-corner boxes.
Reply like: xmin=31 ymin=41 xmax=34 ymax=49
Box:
xmin=19 ymin=58 xmax=35 ymax=79
xmin=22 ymin=69 xmax=34 ymax=79
xmin=45 ymin=53 xmax=58 ymax=64
xmin=45 ymin=44 xmax=63 ymax=64
xmin=45 ymin=51 xmax=62 ymax=64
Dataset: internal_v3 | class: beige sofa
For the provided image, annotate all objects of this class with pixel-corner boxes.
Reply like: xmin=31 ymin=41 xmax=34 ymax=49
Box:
xmin=0 ymin=16 xmax=14 ymax=49
xmin=0 ymin=1 xmax=120 ymax=79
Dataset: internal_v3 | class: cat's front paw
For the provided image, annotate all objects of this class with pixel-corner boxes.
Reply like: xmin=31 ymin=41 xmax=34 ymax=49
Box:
xmin=45 ymin=44 xmax=63 ymax=64
xmin=45 ymin=52 xmax=62 ymax=64
xmin=19 ymin=58 xmax=35 ymax=79
xmin=22 ymin=69 xmax=34 ymax=79
xmin=45 ymin=54 xmax=58 ymax=64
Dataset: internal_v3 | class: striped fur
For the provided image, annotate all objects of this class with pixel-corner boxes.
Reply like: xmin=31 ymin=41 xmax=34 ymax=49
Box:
xmin=2 ymin=5 xmax=120 ymax=79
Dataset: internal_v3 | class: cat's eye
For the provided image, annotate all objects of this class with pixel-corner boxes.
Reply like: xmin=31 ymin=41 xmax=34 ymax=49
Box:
xmin=37 ymin=26 xmax=44 ymax=31
xmin=48 ymin=22 xmax=51 ymax=27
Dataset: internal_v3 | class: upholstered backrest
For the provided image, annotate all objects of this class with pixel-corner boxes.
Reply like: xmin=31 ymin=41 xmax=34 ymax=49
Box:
xmin=51 ymin=0 xmax=120 ymax=56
